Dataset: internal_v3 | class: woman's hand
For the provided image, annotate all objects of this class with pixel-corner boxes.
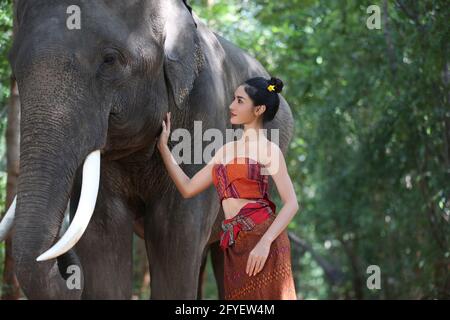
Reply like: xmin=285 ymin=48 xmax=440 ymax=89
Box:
xmin=157 ymin=112 xmax=171 ymax=151
xmin=246 ymin=238 xmax=272 ymax=276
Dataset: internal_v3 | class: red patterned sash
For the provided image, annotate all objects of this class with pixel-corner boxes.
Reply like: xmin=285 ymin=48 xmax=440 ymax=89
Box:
xmin=220 ymin=199 xmax=274 ymax=251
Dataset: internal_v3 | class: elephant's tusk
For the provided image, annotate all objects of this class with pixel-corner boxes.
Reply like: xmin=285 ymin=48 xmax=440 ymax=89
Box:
xmin=36 ymin=150 xmax=101 ymax=262
xmin=59 ymin=202 xmax=71 ymax=237
xmin=0 ymin=195 xmax=17 ymax=241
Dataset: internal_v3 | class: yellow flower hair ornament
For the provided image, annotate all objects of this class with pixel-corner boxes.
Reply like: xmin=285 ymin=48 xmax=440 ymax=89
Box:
xmin=267 ymin=84 xmax=276 ymax=92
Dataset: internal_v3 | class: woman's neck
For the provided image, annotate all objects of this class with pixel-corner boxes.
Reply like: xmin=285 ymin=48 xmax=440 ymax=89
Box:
xmin=241 ymin=124 xmax=266 ymax=143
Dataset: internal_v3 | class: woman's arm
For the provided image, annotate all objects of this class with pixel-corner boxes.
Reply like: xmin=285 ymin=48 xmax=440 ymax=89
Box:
xmin=246 ymin=143 xmax=300 ymax=276
xmin=260 ymin=143 xmax=300 ymax=243
xmin=157 ymin=112 xmax=220 ymax=199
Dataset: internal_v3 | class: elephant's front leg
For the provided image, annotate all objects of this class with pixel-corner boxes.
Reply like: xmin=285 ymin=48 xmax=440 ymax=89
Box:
xmin=71 ymin=164 xmax=136 ymax=299
xmin=145 ymin=192 xmax=218 ymax=299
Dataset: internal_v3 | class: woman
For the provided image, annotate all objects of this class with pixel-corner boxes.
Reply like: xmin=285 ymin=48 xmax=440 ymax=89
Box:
xmin=157 ymin=76 xmax=298 ymax=300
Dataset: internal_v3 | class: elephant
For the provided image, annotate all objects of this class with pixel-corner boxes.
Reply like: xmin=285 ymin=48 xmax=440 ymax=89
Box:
xmin=0 ymin=0 xmax=294 ymax=299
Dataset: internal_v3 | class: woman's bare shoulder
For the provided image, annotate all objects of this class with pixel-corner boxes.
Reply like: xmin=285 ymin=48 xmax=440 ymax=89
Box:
xmin=261 ymin=141 xmax=283 ymax=174
xmin=258 ymin=139 xmax=279 ymax=157
xmin=268 ymin=141 xmax=282 ymax=154
xmin=211 ymin=141 xmax=237 ymax=164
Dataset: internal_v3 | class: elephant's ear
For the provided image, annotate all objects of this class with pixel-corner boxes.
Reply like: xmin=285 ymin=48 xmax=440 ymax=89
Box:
xmin=163 ymin=0 xmax=205 ymax=110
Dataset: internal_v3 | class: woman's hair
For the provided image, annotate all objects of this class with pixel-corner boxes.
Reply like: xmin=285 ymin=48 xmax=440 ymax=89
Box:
xmin=242 ymin=76 xmax=284 ymax=123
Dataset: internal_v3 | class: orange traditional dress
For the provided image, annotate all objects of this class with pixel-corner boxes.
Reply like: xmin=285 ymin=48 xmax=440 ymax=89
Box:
xmin=212 ymin=157 xmax=297 ymax=300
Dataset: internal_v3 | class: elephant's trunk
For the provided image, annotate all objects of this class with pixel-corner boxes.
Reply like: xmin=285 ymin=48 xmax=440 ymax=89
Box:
xmin=13 ymin=133 xmax=86 ymax=299
xmin=11 ymin=53 xmax=109 ymax=299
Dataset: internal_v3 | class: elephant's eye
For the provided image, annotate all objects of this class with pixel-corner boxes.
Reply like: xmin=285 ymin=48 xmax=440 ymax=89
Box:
xmin=103 ymin=54 xmax=116 ymax=65
xmin=97 ymin=48 xmax=129 ymax=81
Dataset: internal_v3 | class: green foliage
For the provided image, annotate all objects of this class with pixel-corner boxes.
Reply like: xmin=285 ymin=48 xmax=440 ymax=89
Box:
xmin=0 ymin=0 xmax=12 ymax=107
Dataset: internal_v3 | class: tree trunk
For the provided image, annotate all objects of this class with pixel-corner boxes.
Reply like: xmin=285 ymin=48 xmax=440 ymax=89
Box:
xmin=2 ymin=0 xmax=21 ymax=300
xmin=1 ymin=76 xmax=21 ymax=300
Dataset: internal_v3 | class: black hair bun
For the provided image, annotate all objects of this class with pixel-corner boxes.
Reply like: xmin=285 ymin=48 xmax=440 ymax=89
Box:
xmin=268 ymin=77 xmax=284 ymax=93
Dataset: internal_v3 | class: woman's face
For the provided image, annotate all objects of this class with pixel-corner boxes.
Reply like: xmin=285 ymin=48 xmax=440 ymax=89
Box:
xmin=229 ymin=85 xmax=265 ymax=125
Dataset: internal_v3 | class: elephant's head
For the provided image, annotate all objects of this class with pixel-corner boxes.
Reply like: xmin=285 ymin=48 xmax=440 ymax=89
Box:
xmin=0 ymin=0 xmax=205 ymax=299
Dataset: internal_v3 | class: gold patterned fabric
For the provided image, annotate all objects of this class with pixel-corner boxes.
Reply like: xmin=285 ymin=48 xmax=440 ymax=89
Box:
xmin=223 ymin=209 xmax=297 ymax=300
